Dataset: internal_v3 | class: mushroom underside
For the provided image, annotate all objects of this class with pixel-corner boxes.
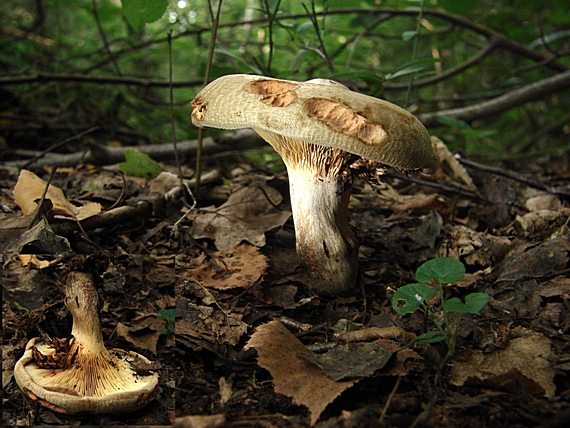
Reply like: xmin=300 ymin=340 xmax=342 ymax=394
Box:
xmin=14 ymin=337 xmax=159 ymax=414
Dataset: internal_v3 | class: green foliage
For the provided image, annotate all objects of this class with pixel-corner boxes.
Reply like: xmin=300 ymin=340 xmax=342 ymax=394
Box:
xmin=119 ymin=149 xmax=165 ymax=179
xmin=122 ymin=0 xmax=169 ymax=33
xmin=1 ymin=0 xmax=568 ymax=156
xmin=157 ymin=308 xmax=175 ymax=334
xmin=415 ymin=257 xmax=465 ymax=284
xmin=391 ymin=258 xmax=489 ymax=360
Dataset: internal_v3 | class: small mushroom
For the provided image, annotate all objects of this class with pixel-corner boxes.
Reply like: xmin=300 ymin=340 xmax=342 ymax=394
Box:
xmin=14 ymin=271 xmax=159 ymax=414
xmin=191 ymin=74 xmax=439 ymax=294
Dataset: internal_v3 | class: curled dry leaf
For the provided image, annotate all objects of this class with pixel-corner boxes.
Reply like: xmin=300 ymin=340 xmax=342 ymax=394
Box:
xmin=13 ymin=170 xmax=101 ymax=220
xmin=246 ymin=320 xmax=356 ymax=425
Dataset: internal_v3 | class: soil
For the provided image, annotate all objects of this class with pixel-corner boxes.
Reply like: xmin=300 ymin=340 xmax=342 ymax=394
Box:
xmin=1 ymin=145 xmax=569 ymax=427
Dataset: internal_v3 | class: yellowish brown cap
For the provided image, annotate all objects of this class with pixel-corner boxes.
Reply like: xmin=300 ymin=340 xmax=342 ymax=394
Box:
xmin=191 ymin=74 xmax=439 ymax=175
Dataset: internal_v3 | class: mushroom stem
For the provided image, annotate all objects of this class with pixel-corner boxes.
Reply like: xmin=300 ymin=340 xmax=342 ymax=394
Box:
xmin=287 ymin=166 xmax=359 ymax=294
xmin=256 ymin=129 xmax=359 ymax=294
xmin=65 ymin=272 xmax=107 ymax=355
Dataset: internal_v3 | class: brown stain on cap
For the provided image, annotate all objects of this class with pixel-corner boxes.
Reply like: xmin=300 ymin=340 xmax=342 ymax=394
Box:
xmin=305 ymin=98 xmax=388 ymax=146
xmin=246 ymin=79 xmax=298 ymax=107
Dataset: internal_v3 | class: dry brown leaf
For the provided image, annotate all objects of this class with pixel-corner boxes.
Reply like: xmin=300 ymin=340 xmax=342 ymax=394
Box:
xmin=189 ymin=244 xmax=268 ymax=290
xmin=115 ymin=322 xmax=161 ymax=356
xmin=450 ymin=328 xmax=556 ymax=397
xmin=176 ymin=298 xmax=248 ymax=347
xmin=18 ymin=255 xmax=50 ymax=269
xmin=192 ymin=184 xmax=290 ymax=251
xmin=174 ymin=414 xmax=226 ymax=428
xmin=246 ymin=320 xmax=356 ymax=425
xmin=514 ymin=208 xmax=570 ymax=237
xmin=13 ymin=170 xmax=101 ymax=220
xmin=433 ymin=136 xmax=477 ymax=192
xmin=439 ymin=224 xmax=514 ymax=267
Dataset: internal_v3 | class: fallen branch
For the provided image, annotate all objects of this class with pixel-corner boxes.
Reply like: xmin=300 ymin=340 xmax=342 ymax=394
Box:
xmin=5 ymin=129 xmax=266 ymax=170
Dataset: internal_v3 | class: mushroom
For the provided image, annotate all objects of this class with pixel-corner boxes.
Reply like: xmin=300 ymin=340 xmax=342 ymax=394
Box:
xmin=14 ymin=271 xmax=159 ymax=414
xmin=191 ymin=74 xmax=439 ymax=294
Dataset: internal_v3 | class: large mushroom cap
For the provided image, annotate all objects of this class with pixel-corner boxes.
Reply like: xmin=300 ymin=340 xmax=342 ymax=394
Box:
xmin=191 ymin=74 xmax=439 ymax=175
xmin=13 ymin=272 xmax=160 ymax=414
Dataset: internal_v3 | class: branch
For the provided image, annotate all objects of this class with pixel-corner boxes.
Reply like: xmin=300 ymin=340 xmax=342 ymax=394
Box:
xmin=0 ymin=73 xmax=202 ymax=88
xmin=418 ymin=69 xmax=570 ymax=127
xmin=5 ymin=129 xmax=265 ymax=170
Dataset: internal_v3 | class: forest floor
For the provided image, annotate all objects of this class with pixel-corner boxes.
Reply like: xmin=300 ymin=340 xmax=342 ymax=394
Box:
xmin=1 ymin=136 xmax=570 ymax=427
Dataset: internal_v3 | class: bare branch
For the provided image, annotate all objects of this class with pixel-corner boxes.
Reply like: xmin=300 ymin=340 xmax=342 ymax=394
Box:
xmin=418 ymin=69 xmax=570 ymax=127
xmin=4 ymin=129 xmax=265 ymax=170
xmin=0 ymin=73 xmax=202 ymax=88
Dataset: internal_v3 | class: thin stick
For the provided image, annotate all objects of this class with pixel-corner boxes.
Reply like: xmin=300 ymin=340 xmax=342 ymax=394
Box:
xmin=27 ymin=167 xmax=57 ymax=231
xmin=379 ymin=375 xmax=402 ymax=422
xmin=195 ymin=0 xmax=224 ymax=196
xmin=404 ymin=0 xmax=425 ymax=108
xmin=167 ymin=30 xmax=191 ymax=206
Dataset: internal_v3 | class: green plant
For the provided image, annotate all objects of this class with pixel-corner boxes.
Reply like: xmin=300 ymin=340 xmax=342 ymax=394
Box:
xmin=157 ymin=308 xmax=175 ymax=335
xmin=391 ymin=258 xmax=488 ymax=364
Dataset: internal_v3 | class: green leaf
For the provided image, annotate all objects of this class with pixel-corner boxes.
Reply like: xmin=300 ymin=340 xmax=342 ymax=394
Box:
xmin=435 ymin=115 xmax=471 ymax=129
xmin=119 ymin=148 xmax=165 ymax=179
xmin=157 ymin=308 xmax=175 ymax=322
xmin=402 ymin=30 xmax=418 ymax=41
xmin=214 ymin=48 xmax=263 ymax=75
xmin=391 ymin=283 xmax=435 ymax=315
xmin=122 ymin=0 xmax=168 ymax=33
xmin=439 ymin=0 xmax=478 ymax=16
xmin=416 ymin=330 xmax=446 ymax=344
xmin=385 ymin=58 xmax=441 ymax=80
xmin=443 ymin=293 xmax=489 ymax=314
xmin=415 ymin=258 xmax=465 ymax=284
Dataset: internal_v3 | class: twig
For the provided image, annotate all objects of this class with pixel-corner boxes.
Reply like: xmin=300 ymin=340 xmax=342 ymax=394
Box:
xmin=404 ymin=0 xmax=425 ymax=108
xmin=27 ymin=167 xmax=57 ymax=231
xmin=0 ymin=73 xmax=203 ymax=88
xmin=379 ymin=375 xmax=402 ymax=423
xmin=5 ymin=129 xmax=266 ymax=170
xmin=21 ymin=126 xmax=100 ymax=170
xmin=91 ymin=0 xmax=121 ymax=76
xmin=263 ymin=0 xmax=281 ymax=76
xmin=418 ymin=69 xmax=570 ymax=127
xmin=458 ymin=157 xmax=570 ymax=197
xmin=195 ymin=0 xmax=224 ymax=195
xmin=302 ymin=1 xmax=334 ymax=74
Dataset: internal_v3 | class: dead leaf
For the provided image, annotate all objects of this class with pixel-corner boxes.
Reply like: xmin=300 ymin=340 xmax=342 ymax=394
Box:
xmin=495 ymin=237 xmax=570 ymax=284
xmin=174 ymin=414 xmax=226 ymax=428
xmin=18 ymin=255 xmax=50 ymax=269
xmin=450 ymin=328 xmax=556 ymax=397
xmin=189 ymin=244 xmax=268 ymax=290
xmin=514 ymin=208 xmax=570 ymax=237
xmin=176 ymin=298 xmax=248 ymax=347
xmin=13 ymin=170 xmax=101 ymax=220
xmin=439 ymin=224 xmax=514 ymax=267
xmin=1 ymin=217 xmax=71 ymax=253
xmin=246 ymin=320 xmax=356 ymax=425
xmin=115 ymin=322 xmax=161 ymax=355
xmin=192 ymin=184 xmax=291 ymax=251
xmin=219 ymin=376 xmax=233 ymax=406
xmin=433 ymin=136 xmax=477 ymax=192
xmin=314 ymin=342 xmax=393 ymax=381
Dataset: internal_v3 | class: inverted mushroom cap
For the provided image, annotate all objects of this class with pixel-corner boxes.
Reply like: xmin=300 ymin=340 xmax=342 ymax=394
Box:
xmin=14 ymin=338 xmax=159 ymax=414
xmin=191 ymin=74 xmax=439 ymax=175
xmin=13 ymin=272 xmax=159 ymax=414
